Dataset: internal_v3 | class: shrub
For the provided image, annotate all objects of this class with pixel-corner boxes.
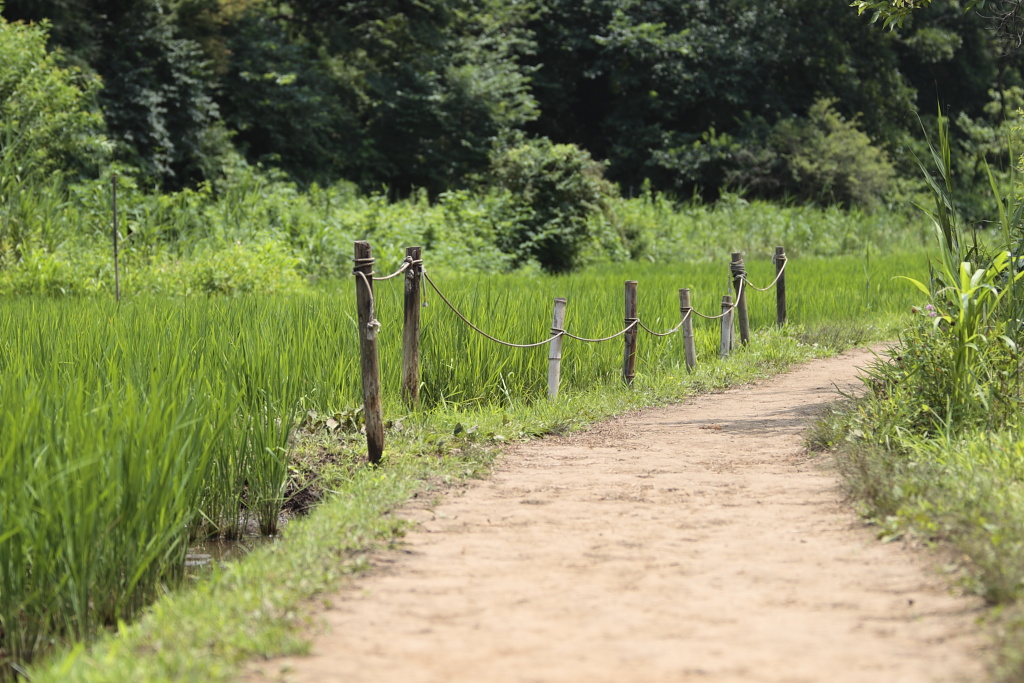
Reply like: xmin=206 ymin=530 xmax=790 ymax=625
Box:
xmin=725 ymin=98 xmax=896 ymax=208
xmin=487 ymin=134 xmax=620 ymax=273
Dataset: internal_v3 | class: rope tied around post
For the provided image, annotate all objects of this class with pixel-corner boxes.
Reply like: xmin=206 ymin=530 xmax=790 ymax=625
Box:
xmin=352 ymin=256 xmax=382 ymax=333
xmin=729 ymin=255 xmax=746 ymax=281
xmin=352 ymin=241 xmax=385 ymax=463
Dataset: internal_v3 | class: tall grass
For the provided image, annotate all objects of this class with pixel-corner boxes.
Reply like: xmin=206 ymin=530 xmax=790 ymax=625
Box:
xmin=1 ymin=160 xmax=932 ymax=298
xmin=416 ymin=251 xmax=924 ymax=406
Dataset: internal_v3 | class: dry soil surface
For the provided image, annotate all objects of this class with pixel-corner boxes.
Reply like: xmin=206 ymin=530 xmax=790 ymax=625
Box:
xmin=249 ymin=348 xmax=990 ymax=683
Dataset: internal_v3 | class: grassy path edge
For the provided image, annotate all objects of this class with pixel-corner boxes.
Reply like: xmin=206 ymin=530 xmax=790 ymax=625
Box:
xmin=28 ymin=328 xmax=873 ymax=683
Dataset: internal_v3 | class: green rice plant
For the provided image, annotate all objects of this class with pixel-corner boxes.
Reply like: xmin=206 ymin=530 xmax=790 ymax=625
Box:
xmin=0 ymin=304 xmax=234 ymax=666
xmin=409 ymin=249 xmax=922 ymax=408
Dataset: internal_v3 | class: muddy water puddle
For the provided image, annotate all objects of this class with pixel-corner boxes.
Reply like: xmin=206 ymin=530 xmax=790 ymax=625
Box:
xmin=185 ymin=536 xmax=272 ymax=573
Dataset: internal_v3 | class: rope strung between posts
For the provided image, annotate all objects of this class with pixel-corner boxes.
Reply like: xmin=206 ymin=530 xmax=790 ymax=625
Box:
xmin=741 ymin=256 xmax=787 ymax=292
xmin=638 ymin=308 xmax=692 ymax=337
xmin=563 ymin=320 xmax=638 ymax=343
xmin=424 ymin=271 xmax=647 ymax=346
xmin=689 ymin=278 xmax=744 ymax=320
xmin=420 ymin=268 xmax=755 ymax=345
xmin=423 ymin=271 xmax=564 ymax=348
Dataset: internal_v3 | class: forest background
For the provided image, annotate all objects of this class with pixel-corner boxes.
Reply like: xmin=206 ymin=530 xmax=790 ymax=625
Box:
xmin=2 ymin=0 xmax=1022 ymax=291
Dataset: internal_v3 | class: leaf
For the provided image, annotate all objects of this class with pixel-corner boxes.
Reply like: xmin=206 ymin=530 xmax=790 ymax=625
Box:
xmin=894 ymin=275 xmax=931 ymax=296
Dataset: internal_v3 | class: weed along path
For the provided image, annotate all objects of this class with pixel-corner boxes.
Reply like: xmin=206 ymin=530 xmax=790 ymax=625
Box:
xmin=249 ymin=349 xmax=988 ymax=683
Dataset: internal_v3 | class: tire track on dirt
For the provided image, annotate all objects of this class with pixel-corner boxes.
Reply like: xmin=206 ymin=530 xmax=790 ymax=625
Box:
xmin=249 ymin=349 xmax=988 ymax=683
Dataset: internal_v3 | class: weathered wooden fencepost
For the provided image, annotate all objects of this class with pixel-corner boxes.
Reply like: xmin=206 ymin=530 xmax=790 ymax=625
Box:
xmin=679 ymin=288 xmax=696 ymax=372
xmin=775 ymin=246 xmax=787 ymax=327
xmin=731 ymin=252 xmax=749 ymax=346
xmin=548 ymin=297 xmax=567 ymax=399
xmin=719 ymin=295 xmax=733 ymax=358
xmin=112 ymin=173 xmax=120 ymax=303
xmin=401 ymin=246 xmax=423 ymax=409
xmin=354 ymin=241 xmax=385 ymax=464
xmin=623 ymin=280 xmax=638 ymax=385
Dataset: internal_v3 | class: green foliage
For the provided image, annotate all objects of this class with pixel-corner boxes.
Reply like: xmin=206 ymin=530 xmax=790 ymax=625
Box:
xmin=0 ymin=14 xmax=109 ymax=179
xmin=614 ymin=188 xmax=930 ymax=264
xmin=724 ymin=98 xmax=897 ymax=207
xmin=0 ymin=153 xmax=937 ymax=295
xmin=218 ymin=0 xmax=539 ymax=194
xmin=780 ymin=99 xmax=896 ymax=207
xmin=852 ymin=0 xmax=985 ymax=29
xmin=95 ymin=2 xmax=224 ymax=188
xmin=823 ymin=97 xmax=1024 ymax=683
xmin=1 ymin=0 xmax=1020 ymax=204
xmin=487 ymin=135 xmax=619 ymax=273
xmin=529 ymin=0 xmax=921 ymax=200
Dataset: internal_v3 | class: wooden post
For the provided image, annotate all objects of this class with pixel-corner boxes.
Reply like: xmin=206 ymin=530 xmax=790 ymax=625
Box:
xmin=679 ymin=288 xmax=696 ymax=372
xmin=775 ymin=246 xmax=787 ymax=327
xmin=719 ymin=295 xmax=733 ymax=358
xmin=548 ymin=297 xmax=567 ymax=399
xmin=623 ymin=280 xmax=638 ymax=385
xmin=401 ymin=246 xmax=423 ymax=409
xmin=731 ymin=252 xmax=749 ymax=346
xmin=112 ymin=174 xmax=120 ymax=303
xmin=354 ymin=241 xmax=385 ymax=464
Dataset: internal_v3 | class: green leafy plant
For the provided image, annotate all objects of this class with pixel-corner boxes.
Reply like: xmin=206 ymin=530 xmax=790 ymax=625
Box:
xmin=487 ymin=134 xmax=619 ymax=273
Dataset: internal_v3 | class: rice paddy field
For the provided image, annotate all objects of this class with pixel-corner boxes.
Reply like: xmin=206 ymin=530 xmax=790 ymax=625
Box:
xmin=0 ymin=246 xmax=929 ymax=675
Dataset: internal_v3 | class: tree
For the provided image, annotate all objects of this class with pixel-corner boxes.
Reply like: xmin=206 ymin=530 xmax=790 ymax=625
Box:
xmin=488 ymin=134 xmax=616 ymax=273
xmin=4 ymin=0 xmax=225 ymax=189
xmin=854 ymin=0 xmax=1024 ymax=50
xmin=527 ymin=0 xmax=917 ymax=199
xmin=0 ymin=12 xmax=109 ymax=179
xmin=223 ymin=0 xmax=538 ymax=194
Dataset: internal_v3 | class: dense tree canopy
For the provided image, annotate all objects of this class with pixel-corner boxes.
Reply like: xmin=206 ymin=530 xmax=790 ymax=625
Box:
xmin=1 ymin=0 xmax=1022 ymax=204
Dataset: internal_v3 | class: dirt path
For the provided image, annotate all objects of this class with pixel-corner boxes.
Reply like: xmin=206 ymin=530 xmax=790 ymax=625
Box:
xmin=249 ymin=349 xmax=989 ymax=683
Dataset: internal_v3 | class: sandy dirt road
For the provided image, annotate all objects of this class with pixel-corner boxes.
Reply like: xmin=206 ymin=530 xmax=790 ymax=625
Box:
xmin=249 ymin=349 xmax=989 ymax=683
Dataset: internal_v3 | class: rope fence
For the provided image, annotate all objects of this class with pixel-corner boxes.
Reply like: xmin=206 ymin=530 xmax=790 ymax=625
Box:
xmin=351 ymin=240 xmax=789 ymax=460
xmin=741 ymin=254 xmax=787 ymax=292
xmin=422 ymin=271 xmax=563 ymax=349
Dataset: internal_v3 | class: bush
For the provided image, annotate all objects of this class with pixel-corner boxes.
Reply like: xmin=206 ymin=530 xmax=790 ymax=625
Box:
xmin=487 ymin=134 xmax=620 ymax=273
xmin=725 ymin=98 xmax=896 ymax=208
